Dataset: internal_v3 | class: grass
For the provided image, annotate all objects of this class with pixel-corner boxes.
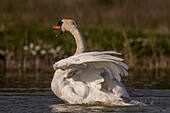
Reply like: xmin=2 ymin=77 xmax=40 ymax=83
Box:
xmin=1 ymin=25 xmax=170 ymax=56
xmin=0 ymin=25 xmax=170 ymax=72
xmin=0 ymin=0 xmax=170 ymax=72
xmin=1 ymin=0 xmax=170 ymax=28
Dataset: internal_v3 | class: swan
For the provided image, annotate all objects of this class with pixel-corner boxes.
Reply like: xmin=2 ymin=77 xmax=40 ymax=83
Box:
xmin=51 ymin=19 xmax=135 ymax=106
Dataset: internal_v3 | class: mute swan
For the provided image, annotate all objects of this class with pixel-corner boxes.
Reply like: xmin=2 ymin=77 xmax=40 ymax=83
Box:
xmin=51 ymin=19 xmax=136 ymax=106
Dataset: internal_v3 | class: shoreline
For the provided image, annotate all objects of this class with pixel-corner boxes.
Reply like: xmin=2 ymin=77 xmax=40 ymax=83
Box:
xmin=1 ymin=54 xmax=170 ymax=74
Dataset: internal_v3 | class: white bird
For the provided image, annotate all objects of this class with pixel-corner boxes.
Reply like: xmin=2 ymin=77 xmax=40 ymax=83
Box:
xmin=51 ymin=19 xmax=135 ymax=106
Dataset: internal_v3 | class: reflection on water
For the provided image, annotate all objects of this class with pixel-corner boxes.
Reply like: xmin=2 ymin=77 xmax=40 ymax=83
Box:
xmin=0 ymin=88 xmax=63 ymax=113
xmin=0 ymin=72 xmax=170 ymax=112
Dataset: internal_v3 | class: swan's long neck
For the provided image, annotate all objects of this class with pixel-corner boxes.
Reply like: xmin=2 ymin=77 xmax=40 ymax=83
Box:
xmin=69 ymin=26 xmax=87 ymax=55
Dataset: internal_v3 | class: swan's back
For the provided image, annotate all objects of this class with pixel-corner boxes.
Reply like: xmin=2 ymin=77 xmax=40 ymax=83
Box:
xmin=52 ymin=51 xmax=131 ymax=105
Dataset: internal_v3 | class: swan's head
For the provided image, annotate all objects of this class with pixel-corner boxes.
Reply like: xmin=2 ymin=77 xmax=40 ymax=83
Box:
xmin=53 ymin=19 xmax=78 ymax=37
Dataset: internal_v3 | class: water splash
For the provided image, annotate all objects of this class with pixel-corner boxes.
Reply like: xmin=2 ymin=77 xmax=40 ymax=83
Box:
xmin=128 ymin=97 xmax=155 ymax=106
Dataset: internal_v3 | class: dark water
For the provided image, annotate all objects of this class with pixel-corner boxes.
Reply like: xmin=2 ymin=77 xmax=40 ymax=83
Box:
xmin=0 ymin=72 xmax=170 ymax=113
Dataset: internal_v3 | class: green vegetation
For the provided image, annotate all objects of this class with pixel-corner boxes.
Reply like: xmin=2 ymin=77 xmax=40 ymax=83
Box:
xmin=1 ymin=26 xmax=170 ymax=56
xmin=0 ymin=0 xmax=170 ymax=72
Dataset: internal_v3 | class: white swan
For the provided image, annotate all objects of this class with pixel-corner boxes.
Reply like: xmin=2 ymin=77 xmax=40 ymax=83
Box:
xmin=51 ymin=19 xmax=133 ymax=106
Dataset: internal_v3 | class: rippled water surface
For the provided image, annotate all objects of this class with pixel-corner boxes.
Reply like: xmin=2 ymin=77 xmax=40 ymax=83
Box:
xmin=0 ymin=72 xmax=170 ymax=113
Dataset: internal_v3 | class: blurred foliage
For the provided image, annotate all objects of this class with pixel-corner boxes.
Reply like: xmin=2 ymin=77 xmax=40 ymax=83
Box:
xmin=0 ymin=0 xmax=170 ymax=57
xmin=0 ymin=25 xmax=170 ymax=57
xmin=1 ymin=0 xmax=170 ymax=28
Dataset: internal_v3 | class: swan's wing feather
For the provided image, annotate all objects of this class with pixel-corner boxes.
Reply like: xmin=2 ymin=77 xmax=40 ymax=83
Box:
xmin=71 ymin=68 xmax=105 ymax=90
xmin=53 ymin=51 xmax=128 ymax=82
xmin=53 ymin=51 xmax=129 ymax=96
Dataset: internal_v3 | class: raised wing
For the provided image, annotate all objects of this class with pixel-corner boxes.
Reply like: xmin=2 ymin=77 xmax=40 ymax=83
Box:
xmin=53 ymin=51 xmax=129 ymax=97
xmin=53 ymin=51 xmax=128 ymax=81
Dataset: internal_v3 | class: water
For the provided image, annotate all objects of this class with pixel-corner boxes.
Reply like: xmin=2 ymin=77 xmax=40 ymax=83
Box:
xmin=0 ymin=72 xmax=170 ymax=113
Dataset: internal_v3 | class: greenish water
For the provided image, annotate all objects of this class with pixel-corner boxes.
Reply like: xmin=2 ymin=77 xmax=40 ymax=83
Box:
xmin=0 ymin=72 xmax=170 ymax=112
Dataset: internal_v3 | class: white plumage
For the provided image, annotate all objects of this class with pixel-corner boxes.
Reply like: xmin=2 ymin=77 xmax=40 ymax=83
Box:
xmin=53 ymin=51 xmax=128 ymax=81
xmin=51 ymin=19 xmax=136 ymax=106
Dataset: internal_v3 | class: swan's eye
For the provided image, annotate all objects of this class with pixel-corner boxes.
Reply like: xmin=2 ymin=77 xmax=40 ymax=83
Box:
xmin=57 ymin=20 xmax=63 ymax=27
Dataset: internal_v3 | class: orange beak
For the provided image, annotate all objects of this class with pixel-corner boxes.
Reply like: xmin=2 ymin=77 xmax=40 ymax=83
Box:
xmin=53 ymin=25 xmax=60 ymax=30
